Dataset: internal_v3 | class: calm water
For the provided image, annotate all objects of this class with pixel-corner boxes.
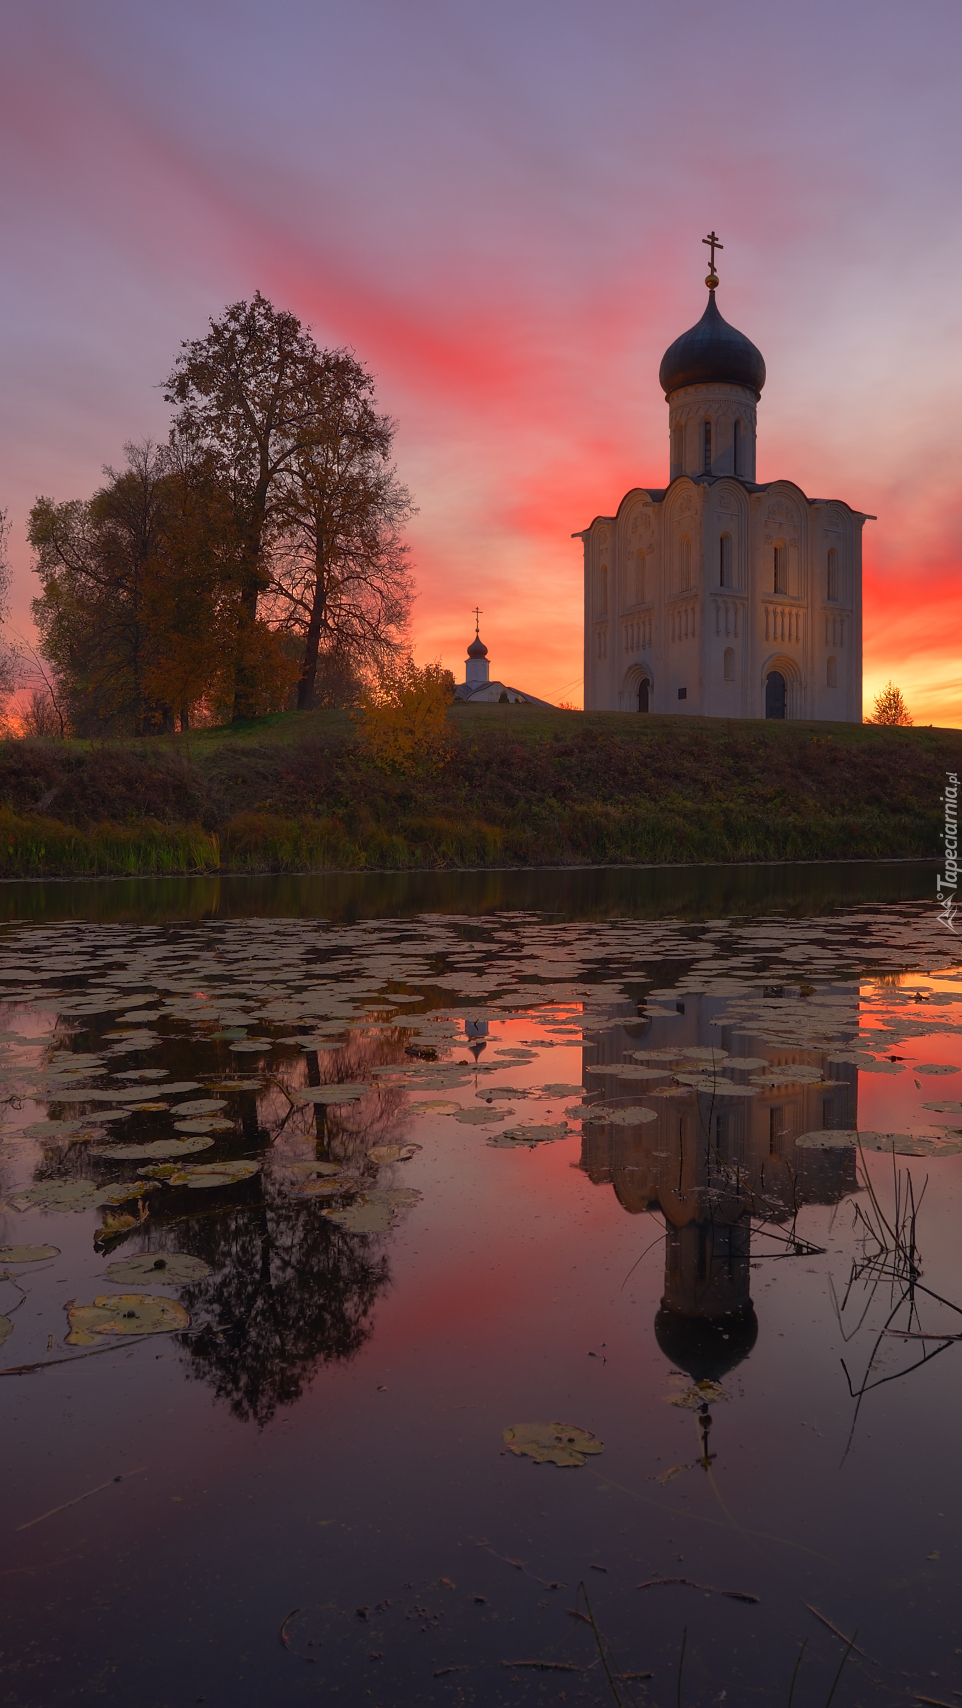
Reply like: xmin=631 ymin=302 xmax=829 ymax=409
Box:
xmin=1 ymin=861 xmax=959 ymax=1708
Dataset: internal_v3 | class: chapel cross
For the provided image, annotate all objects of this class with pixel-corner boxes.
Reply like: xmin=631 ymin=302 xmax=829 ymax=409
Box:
xmin=472 ymin=606 xmax=483 ymax=636
xmin=702 ymin=230 xmax=723 ymax=274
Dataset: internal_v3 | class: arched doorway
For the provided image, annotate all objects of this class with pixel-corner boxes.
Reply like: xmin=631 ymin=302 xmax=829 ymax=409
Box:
xmin=637 ymin=677 xmax=650 ymax=713
xmin=765 ymin=671 xmax=786 ymax=719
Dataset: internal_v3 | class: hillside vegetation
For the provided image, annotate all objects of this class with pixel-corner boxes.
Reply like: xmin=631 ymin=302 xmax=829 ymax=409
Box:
xmin=0 ymin=703 xmax=954 ymax=877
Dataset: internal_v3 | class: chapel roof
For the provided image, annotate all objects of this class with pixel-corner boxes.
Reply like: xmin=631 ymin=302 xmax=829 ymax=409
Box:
xmin=659 ymin=289 xmax=766 ymax=400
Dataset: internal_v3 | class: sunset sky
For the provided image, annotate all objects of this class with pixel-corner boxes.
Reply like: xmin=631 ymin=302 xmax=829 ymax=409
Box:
xmin=1 ymin=0 xmax=960 ymax=720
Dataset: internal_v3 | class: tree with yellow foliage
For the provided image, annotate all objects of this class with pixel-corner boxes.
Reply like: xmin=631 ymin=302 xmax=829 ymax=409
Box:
xmin=356 ymin=660 xmax=457 ymax=774
xmin=867 ymin=682 xmax=913 ymax=726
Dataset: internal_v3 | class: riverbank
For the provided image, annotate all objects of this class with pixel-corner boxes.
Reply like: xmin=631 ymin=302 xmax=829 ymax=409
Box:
xmin=0 ymin=703 xmax=955 ymax=876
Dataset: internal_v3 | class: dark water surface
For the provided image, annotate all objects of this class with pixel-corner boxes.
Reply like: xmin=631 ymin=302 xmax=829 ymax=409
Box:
xmin=1 ymin=861 xmax=960 ymax=1708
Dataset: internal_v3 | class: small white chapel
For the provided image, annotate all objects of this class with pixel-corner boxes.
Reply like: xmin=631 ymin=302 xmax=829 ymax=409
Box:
xmin=577 ymin=235 xmax=869 ymax=720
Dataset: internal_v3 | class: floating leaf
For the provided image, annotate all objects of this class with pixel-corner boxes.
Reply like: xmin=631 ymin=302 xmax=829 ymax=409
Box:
xmin=793 ymin=1129 xmax=962 ymax=1155
xmin=65 ymin=1292 xmax=190 ymax=1346
xmin=0 ymin=1315 xmax=12 ymax=1346
xmin=20 ymin=1120 xmax=107 ymax=1141
xmin=503 ymin=1421 xmax=604 ymax=1467
xmin=322 ymin=1187 xmax=421 ymax=1233
xmin=476 ymin=1086 xmax=528 ymax=1102
xmin=92 ymin=1135 xmax=214 ymax=1161
xmin=0 ymin=1243 xmax=59 ymax=1263
xmin=368 ymin=1143 xmax=421 ymax=1163
xmin=539 ymin=1084 xmax=585 ymax=1098
xmin=921 ymin=1102 xmax=962 ymax=1113
xmin=171 ymin=1099 xmax=227 ymax=1116
xmin=165 ymin=1160 xmax=261 ymax=1189
xmin=174 ymin=1118 xmax=233 ymax=1133
xmin=453 ymin=1107 xmax=510 ymax=1124
xmin=229 ymin=1039 xmax=272 ymax=1053
xmin=914 ymin=1064 xmax=959 ymax=1076
xmin=409 ymin=1100 xmax=461 ymax=1113
xmin=104 ymin=1252 xmax=211 ymax=1285
xmin=488 ymin=1124 xmax=569 ymax=1148
xmin=582 ymin=1104 xmax=658 ymax=1126
xmin=670 ymin=1380 xmax=727 ymax=1409
xmin=294 ymin=1084 xmax=371 ymax=1104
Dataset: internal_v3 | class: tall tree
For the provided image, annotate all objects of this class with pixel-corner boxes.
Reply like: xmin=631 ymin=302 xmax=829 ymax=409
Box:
xmin=28 ymin=441 xmax=287 ymax=736
xmin=267 ymin=352 xmax=415 ymax=708
xmin=163 ymin=292 xmax=326 ymax=719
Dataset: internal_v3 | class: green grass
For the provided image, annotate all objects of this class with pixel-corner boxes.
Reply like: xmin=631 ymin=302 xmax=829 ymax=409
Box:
xmin=0 ymin=705 xmax=956 ymax=876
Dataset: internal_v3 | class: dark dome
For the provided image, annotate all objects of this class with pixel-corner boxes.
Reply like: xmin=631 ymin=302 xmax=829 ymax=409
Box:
xmin=659 ymin=291 xmax=766 ymax=399
xmin=467 ymin=636 xmax=488 ymax=659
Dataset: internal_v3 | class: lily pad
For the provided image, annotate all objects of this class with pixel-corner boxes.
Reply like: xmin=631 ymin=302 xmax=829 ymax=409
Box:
xmin=722 ymin=1057 xmax=771 ymax=1071
xmin=294 ymin=1084 xmax=371 ymax=1104
xmin=0 ymin=1243 xmax=60 ymax=1263
xmin=914 ymin=1064 xmax=958 ymax=1075
xmin=170 ymin=1099 xmax=227 ymax=1116
xmin=670 ymin=1380 xmax=727 ymax=1409
xmin=453 ymin=1107 xmax=510 ymax=1124
xmin=409 ymin=1100 xmax=461 ymax=1113
xmin=503 ymin=1421 xmax=604 ymax=1468
xmin=476 ymin=1086 xmax=528 ymax=1102
xmin=322 ymin=1187 xmax=421 ymax=1233
xmin=165 ymin=1160 xmax=261 ymax=1189
xmin=104 ymin=1252 xmax=211 ymax=1285
xmin=368 ymin=1143 xmax=421 ymax=1163
xmin=0 ymin=1315 xmax=12 ymax=1346
xmin=583 ymin=1105 xmax=659 ymax=1126
xmin=796 ymin=1129 xmax=962 ymax=1155
xmin=92 ymin=1135 xmax=214 ymax=1161
xmin=921 ymin=1102 xmax=962 ymax=1113
xmin=539 ymin=1084 xmax=585 ymax=1098
xmin=229 ymin=1040 xmax=272 ymax=1053
xmin=11 ymin=1180 xmax=110 ymax=1214
xmin=65 ymin=1292 xmax=190 ymax=1346
xmin=174 ymin=1118 xmax=233 ymax=1133
xmin=20 ymin=1120 xmax=107 ymax=1141
xmin=488 ymin=1124 xmax=569 ymax=1148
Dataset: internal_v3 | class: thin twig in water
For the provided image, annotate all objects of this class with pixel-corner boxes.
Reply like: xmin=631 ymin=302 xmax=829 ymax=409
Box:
xmin=803 ymin=1604 xmax=867 ymax=1658
xmin=502 ymin=1661 xmax=585 ymax=1672
xmin=823 ymin=1631 xmax=857 ymax=1708
xmin=677 ymin=1625 xmax=687 ymax=1708
xmin=577 ymin=1580 xmax=633 ymax=1708
xmin=16 ymin=1466 xmax=147 ymax=1531
xmin=637 ymin=1576 xmax=758 ymax=1603
xmin=787 ymin=1639 xmax=807 ymax=1708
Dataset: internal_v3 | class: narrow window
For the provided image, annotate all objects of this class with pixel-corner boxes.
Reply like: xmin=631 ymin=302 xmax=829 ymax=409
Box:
xmin=724 ymin=646 xmax=735 ymax=681
xmin=719 ymin=533 xmax=732 ymax=587
xmin=774 ymin=543 xmax=787 ymax=593
xmin=680 ymin=536 xmax=691 ymax=590
xmin=671 ymin=424 xmax=683 ymax=476
xmin=703 ymin=420 xmax=712 ymax=473
xmin=827 ymin=547 xmax=839 ymax=601
xmin=733 ymin=418 xmax=742 ymax=476
xmin=827 ymin=655 xmax=837 ymax=688
xmin=600 ymin=564 xmax=608 ymax=616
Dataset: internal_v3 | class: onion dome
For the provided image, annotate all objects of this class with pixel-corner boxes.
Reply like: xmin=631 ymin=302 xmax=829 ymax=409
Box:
xmin=467 ymin=635 xmax=488 ymax=659
xmin=659 ymin=291 xmax=766 ymax=400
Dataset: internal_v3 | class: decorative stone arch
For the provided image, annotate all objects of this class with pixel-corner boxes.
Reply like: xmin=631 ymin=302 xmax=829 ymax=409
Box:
xmin=761 ymin=654 xmax=802 ymax=720
xmin=622 ymin=662 xmax=654 ymax=713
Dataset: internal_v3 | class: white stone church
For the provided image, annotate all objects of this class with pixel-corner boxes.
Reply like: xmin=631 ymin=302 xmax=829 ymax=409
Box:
xmin=577 ymin=245 xmax=869 ymax=720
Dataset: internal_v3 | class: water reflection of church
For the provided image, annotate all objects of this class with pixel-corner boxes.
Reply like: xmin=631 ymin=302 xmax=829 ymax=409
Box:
xmin=580 ymin=993 xmax=857 ymax=1381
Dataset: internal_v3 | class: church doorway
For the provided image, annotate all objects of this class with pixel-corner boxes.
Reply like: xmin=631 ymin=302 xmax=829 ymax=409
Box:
xmin=637 ymin=677 xmax=650 ymax=713
xmin=765 ymin=671 xmax=786 ymax=719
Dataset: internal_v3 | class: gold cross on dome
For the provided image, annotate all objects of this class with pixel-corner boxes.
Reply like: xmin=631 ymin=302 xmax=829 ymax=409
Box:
xmin=472 ymin=606 xmax=483 ymax=636
xmin=702 ymin=230 xmax=723 ymax=273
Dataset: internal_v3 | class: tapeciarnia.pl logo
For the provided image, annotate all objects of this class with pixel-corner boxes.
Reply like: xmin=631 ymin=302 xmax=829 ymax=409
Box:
xmin=937 ymin=771 xmax=959 ymax=932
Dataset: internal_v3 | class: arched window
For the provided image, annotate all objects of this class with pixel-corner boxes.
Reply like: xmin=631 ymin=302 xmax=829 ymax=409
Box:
xmin=637 ymin=677 xmax=650 ymax=713
xmin=599 ymin=564 xmax=608 ymax=616
xmin=773 ymin=544 xmax=788 ymax=594
xmin=680 ymin=536 xmax=691 ymax=590
xmin=724 ymin=647 xmax=735 ymax=681
xmin=827 ymin=656 xmax=837 ymax=688
xmin=733 ymin=418 xmax=742 ymax=477
xmin=827 ymin=548 xmax=839 ymax=601
xmin=719 ymin=533 xmax=732 ymax=587
xmin=671 ymin=425 xmax=683 ymax=476
xmin=703 ymin=421 xmax=712 ymax=473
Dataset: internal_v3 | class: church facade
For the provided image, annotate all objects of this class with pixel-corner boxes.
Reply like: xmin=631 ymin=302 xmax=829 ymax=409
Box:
xmin=577 ymin=251 xmax=869 ymax=720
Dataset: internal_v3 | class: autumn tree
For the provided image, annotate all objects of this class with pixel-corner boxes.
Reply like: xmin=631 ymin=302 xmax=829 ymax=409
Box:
xmin=29 ymin=441 xmax=293 ymax=736
xmin=868 ymin=682 xmax=913 ymax=726
xmin=164 ymin=292 xmax=329 ymax=719
xmin=267 ymin=352 xmax=415 ymax=709
xmin=355 ymin=659 xmax=457 ymax=774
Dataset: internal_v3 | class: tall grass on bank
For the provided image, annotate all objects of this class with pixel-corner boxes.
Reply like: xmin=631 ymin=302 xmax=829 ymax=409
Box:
xmin=0 ymin=809 xmax=219 ymax=878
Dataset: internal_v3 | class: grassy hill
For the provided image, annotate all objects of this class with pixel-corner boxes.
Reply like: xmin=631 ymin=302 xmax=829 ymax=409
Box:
xmin=0 ymin=702 xmax=955 ymax=876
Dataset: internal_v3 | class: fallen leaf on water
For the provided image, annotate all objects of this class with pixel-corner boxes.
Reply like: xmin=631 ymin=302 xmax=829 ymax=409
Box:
xmin=368 ymin=1144 xmax=421 ymax=1163
xmin=103 ymin=1253 xmax=211 ymax=1285
xmin=503 ymin=1422 xmax=604 ymax=1468
xmin=669 ymin=1380 xmax=727 ymax=1409
xmin=66 ymin=1293 xmax=190 ymax=1346
xmin=657 ymin=1464 xmax=691 ymax=1485
xmin=0 ymin=1315 xmax=13 ymax=1346
xmin=0 ymin=1244 xmax=60 ymax=1264
xmin=322 ymin=1187 xmax=421 ymax=1233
